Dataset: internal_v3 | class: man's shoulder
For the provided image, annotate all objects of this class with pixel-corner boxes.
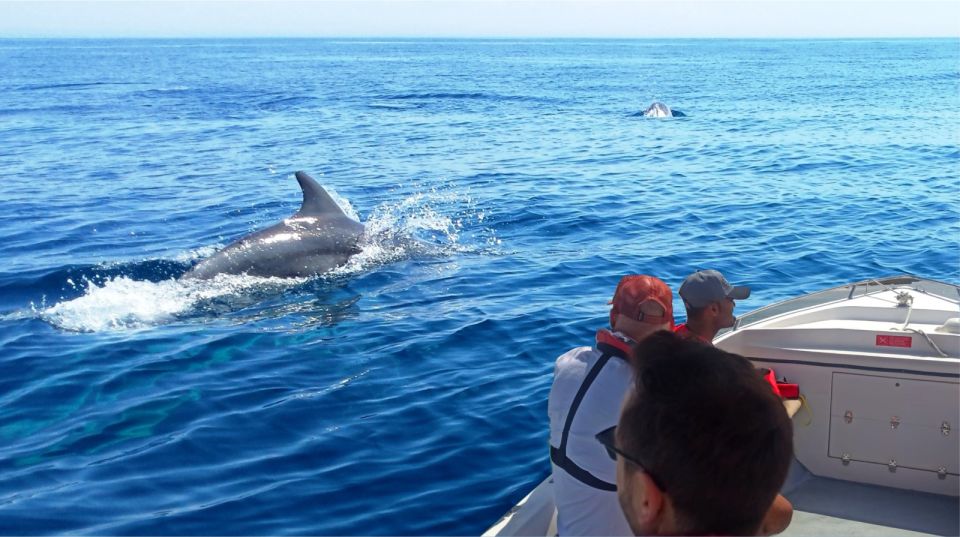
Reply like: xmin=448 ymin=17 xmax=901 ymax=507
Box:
xmin=553 ymin=342 xmax=634 ymax=385
xmin=555 ymin=344 xmax=599 ymax=364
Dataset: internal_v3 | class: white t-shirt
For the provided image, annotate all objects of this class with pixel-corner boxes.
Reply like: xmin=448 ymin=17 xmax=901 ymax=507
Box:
xmin=547 ymin=331 xmax=635 ymax=536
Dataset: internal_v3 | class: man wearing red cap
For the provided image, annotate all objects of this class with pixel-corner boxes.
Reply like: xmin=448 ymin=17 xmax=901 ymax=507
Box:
xmin=547 ymin=275 xmax=674 ymax=536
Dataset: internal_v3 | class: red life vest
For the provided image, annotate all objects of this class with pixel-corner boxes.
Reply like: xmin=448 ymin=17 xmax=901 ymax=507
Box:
xmin=757 ymin=367 xmax=800 ymax=399
xmin=673 ymin=323 xmax=711 ymax=344
xmin=595 ymin=329 xmax=633 ymax=357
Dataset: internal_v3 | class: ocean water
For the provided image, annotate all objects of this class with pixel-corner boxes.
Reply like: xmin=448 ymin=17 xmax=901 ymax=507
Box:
xmin=0 ymin=38 xmax=957 ymax=535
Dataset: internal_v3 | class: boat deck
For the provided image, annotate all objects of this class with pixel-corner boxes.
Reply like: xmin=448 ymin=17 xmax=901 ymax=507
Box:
xmin=782 ymin=461 xmax=959 ymax=536
xmin=482 ymin=461 xmax=960 ymax=537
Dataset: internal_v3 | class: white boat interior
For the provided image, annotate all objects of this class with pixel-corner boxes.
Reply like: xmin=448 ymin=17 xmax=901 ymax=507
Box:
xmin=486 ymin=275 xmax=960 ymax=536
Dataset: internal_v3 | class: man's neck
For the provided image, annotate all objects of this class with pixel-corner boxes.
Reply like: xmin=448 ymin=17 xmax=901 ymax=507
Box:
xmin=611 ymin=329 xmax=637 ymax=344
xmin=684 ymin=319 xmax=716 ymax=343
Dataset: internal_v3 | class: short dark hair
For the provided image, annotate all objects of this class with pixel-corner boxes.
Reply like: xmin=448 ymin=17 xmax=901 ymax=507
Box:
xmin=618 ymin=331 xmax=793 ymax=536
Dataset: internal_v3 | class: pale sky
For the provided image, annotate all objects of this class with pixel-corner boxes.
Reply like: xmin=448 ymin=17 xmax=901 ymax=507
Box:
xmin=1 ymin=0 xmax=958 ymax=38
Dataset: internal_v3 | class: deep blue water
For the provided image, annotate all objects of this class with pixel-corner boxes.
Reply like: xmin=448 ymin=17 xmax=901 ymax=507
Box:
xmin=0 ymin=38 xmax=957 ymax=535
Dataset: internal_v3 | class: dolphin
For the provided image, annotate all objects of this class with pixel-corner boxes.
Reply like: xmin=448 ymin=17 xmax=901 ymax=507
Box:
xmin=182 ymin=171 xmax=364 ymax=280
xmin=635 ymin=102 xmax=686 ymax=118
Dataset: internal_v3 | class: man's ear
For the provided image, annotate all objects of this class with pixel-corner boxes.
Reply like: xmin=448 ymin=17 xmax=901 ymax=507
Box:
xmin=633 ymin=470 xmax=666 ymax=530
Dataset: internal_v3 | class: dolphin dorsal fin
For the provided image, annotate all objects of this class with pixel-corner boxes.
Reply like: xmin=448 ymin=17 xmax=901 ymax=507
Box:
xmin=294 ymin=171 xmax=346 ymax=217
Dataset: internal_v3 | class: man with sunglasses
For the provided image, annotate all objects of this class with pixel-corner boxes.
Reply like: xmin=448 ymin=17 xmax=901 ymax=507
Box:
xmin=604 ymin=331 xmax=794 ymax=536
xmin=674 ymin=269 xmax=749 ymax=343
xmin=547 ymin=275 xmax=673 ymax=536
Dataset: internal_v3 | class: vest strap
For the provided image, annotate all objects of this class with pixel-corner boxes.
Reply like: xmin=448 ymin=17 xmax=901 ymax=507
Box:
xmin=550 ymin=446 xmax=616 ymax=492
xmin=551 ymin=340 xmax=630 ymax=491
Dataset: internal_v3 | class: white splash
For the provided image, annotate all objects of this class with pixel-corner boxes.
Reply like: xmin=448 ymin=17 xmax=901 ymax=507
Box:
xmin=38 ymin=274 xmax=304 ymax=332
xmin=325 ymin=187 xmax=474 ymax=277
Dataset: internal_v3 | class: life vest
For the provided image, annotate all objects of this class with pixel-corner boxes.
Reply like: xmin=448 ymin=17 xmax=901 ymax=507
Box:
xmin=673 ymin=323 xmax=711 ymax=344
xmin=595 ymin=328 xmax=634 ymax=357
xmin=758 ymin=367 xmax=799 ymax=399
xmin=550 ymin=329 xmax=633 ymax=491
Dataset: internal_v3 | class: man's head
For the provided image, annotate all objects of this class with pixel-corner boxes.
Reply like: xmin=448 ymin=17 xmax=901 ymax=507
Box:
xmin=679 ymin=270 xmax=750 ymax=331
xmin=609 ymin=275 xmax=674 ymax=341
xmin=611 ymin=331 xmax=793 ymax=536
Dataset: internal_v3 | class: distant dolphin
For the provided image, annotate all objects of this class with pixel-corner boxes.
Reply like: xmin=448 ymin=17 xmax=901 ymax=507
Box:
xmin=634 ymin=102 xmax=686 ymax=118
xmin=182 ymin=171 xmax=364 ymax=279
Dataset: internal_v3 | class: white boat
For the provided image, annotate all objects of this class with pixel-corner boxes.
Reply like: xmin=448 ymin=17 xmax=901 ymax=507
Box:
xmin=485 ymin=275 xmax=960 ymax=536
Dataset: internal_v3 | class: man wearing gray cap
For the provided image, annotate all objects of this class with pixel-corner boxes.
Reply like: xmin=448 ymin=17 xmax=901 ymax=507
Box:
xmin=674 ymin=269 xmax=750 ymax=344
xmin=673 ymin=269 xmax=796 ymax=535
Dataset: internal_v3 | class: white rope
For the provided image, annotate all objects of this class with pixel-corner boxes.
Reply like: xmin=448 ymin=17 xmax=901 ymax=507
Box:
xmin=901 ymin=328 xmax=949 ymax=358
xmin=900 ymin=300 xmax=914 ymax=329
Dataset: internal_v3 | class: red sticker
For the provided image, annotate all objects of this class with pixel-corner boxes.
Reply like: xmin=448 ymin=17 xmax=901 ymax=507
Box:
xmin=876 ymin=335 xmax=912 ymax=348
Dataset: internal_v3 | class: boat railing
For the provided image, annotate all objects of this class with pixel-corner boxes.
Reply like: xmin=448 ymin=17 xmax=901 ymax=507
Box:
xmin=726 ymin=274 xmax=960 ymax=334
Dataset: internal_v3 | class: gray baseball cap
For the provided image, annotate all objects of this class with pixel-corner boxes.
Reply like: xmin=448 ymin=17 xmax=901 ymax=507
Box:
xmin=678 ymin=270 xmax=750 ymax=308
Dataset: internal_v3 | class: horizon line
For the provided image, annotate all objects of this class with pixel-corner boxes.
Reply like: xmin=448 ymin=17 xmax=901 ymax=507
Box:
xmin=3 ymin=34 xmax=958 ymax=40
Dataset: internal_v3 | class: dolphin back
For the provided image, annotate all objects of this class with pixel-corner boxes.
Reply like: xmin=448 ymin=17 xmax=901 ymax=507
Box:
xmin=295 ymin=171 xmax=349 ymax=218
xmin=636 ymin=102 xmax=686 ymax=118
xmin=181 ymin=171 xmax=364 ymax=280
xmin=644 ymin=102 xmax=672 ymax=117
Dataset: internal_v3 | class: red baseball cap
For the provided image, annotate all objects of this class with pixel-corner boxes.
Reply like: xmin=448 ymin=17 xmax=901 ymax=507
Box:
xmin=609 ymin=275 xmax=674 ymax=329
